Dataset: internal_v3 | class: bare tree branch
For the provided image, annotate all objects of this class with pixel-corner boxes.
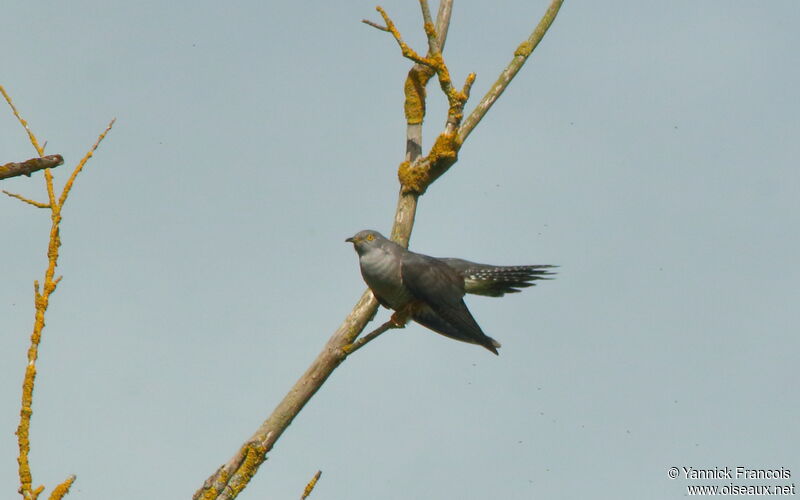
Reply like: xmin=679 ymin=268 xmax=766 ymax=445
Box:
xmin=0 ymin=85 xmax=46 ymax=156
xmin=458 ymin=0 xmax=564 ymax=142
xmin=433 ymin=0 xmax=453 ymax=52
xmin=193 ymin=3 xmax=562 ymax=497
xmin=194 ymin=291 xmax=379 ymax=500
xmin=0 ymin=155 xmax=63 ymax=180
xmin=343 ymin=320 xmax=400 ymax=355
xmin=361 ymin=19 xmax=389 ymax=32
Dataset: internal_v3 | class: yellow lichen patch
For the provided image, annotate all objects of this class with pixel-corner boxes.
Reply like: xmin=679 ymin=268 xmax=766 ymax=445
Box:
xmin=429 ymin=132 xmax=460 ymax=163
xmin=515 ymin=41 xmax=534 ymax=58
xmin=423 ymin=22 xmax=436 ymax=40
xmin=398 ymin=160 xmax=428 ymax=194
xmin=428 ymin=53 xmax=452 ymax=89
xmin=229 ymin=444 xmax=267 ymax=495
xmin=302 ymin=470 xmax=322 ymax=499
xmin=198 ymin=486 xmax=221 ymax=500
xmin=404 ymin=67 xmax=434 ymax=124
xmin=398 ymin=133 xmax=462 ymax=194
xmin=198 ymin=467 xmax=230 ymax=500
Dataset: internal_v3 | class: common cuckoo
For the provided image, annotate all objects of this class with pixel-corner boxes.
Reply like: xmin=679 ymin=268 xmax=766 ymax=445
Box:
xmin=346 ymin=230 xmax=555 ymax=354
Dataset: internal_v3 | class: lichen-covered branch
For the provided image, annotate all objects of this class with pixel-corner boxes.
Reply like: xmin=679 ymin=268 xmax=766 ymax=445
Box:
xmin=391 ymin=0 xmax=562 ymax=197
xmin=0 ymin=155 xmax=64 ymax=180
xmin=301 ymin=470 xmax=322 ymax=499
xmin=395 ymin=0 xmax=453 ymax=243
xmin=376 ymin=5 xmax=472 ymax=129
xmin=2 ymin=190 xmax=50 ymax=208
xmin=0 ymin=85 xmax=46 ymax=156
xmin=369 ymin=5 xmax=477 ymax=196
xmin=47 ymin=475 xmax=76 ymax=500
xmin=3 ymin=86 xmax=114 ymax=500
xmin=59 ymin=119 xmax=115 ymax=207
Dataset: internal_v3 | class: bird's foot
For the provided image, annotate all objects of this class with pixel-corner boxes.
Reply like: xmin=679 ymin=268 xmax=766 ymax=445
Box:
xmin=390 ymin=308 xmax=411 ymax=328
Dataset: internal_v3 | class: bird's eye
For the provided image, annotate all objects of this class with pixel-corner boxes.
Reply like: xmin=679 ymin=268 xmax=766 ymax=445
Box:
xmin=366 ymin=234 xmax=375 ymax=241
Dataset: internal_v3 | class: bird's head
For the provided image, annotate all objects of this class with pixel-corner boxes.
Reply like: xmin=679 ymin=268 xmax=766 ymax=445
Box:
xmin=345 ymin=229 xmax=386 ymax=256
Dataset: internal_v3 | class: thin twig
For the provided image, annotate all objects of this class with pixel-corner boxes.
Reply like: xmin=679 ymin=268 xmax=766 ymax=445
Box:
xmin=376 ymin=5 xmax=466 ymax=112
xmin=418 ymin=0 xmax=438 ymax=55
xmin=0 ymin=155 xmax=64 ymax=180
xmin=300 ymin=470 xmax=322 ymax=500
xmin=2 ymin=190 xmax=50 ymax=208
xmin=376 ymin=7 xmax=430 ymax=67
xmin=458 ymin=0 xmax=564 ymax=143
xmin=361 ymin=19 xmax=389 ymax=31
xmin=59 ymin=118 xmax=115 ymax=207
xmin=48 ymin=475 xmax=76 ymax=500
xmin=0 ymin=85 xmax=45 ymax=157
xmin=343 ymin=320 xmax=400 ymax=355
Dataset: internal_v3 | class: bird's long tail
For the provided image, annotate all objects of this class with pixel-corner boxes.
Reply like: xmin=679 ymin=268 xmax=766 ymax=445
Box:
xmin=458 ymin=263 xmax=556 ymax=297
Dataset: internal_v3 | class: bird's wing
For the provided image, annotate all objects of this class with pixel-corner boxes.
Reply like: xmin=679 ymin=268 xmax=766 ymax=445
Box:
xmin=400 ymin=252 xmax=499 ymax=353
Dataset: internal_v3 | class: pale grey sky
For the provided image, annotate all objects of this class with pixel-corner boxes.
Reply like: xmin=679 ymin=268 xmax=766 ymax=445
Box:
xmin=2 ymin=1 xmax=798 ymax=499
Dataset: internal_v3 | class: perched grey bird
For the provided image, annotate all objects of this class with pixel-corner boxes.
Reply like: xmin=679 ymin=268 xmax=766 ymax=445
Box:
xmin=346 ymin=229 xmax=555 ymax=354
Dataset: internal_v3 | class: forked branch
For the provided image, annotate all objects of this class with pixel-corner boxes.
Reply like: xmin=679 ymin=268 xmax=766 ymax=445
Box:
xmin=3 ymin=85 xmax=114 ymax=500
xmin=193 ymin=2 xmax=563 ymax=498
xmin=381 ymin=0 xmax=564 ymax=197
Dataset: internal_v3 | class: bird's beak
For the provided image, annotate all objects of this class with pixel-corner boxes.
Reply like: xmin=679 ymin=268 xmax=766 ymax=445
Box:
xmin=345 ymin=237 xmax=355 ymax=243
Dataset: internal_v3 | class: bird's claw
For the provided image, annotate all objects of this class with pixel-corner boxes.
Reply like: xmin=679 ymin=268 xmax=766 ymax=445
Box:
xmin=390 ymin=310 xmax=410 ymax=328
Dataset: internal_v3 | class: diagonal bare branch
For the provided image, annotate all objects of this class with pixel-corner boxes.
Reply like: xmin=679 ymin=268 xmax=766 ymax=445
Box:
xmin=343 ymin=320 xmax=400 ymax=355
xmin=1 ymin=85 xmax=46 ymax=157
xmin=458 ymin=0 xmax=564 ymax=143
xmin=433 ymin=0 xmax=453 ymax=53
xmin=361 ymin=18 xmax=389 ymax=32
xmin=58 ymin=118 xmax=115 ymax=207
xmin=193 ymin=290 xmax=379 ymax=500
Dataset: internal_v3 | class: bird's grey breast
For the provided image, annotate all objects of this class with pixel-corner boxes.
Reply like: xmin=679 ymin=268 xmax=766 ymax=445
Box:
xmin=359 ymin=246 xmax=413 ymax=309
